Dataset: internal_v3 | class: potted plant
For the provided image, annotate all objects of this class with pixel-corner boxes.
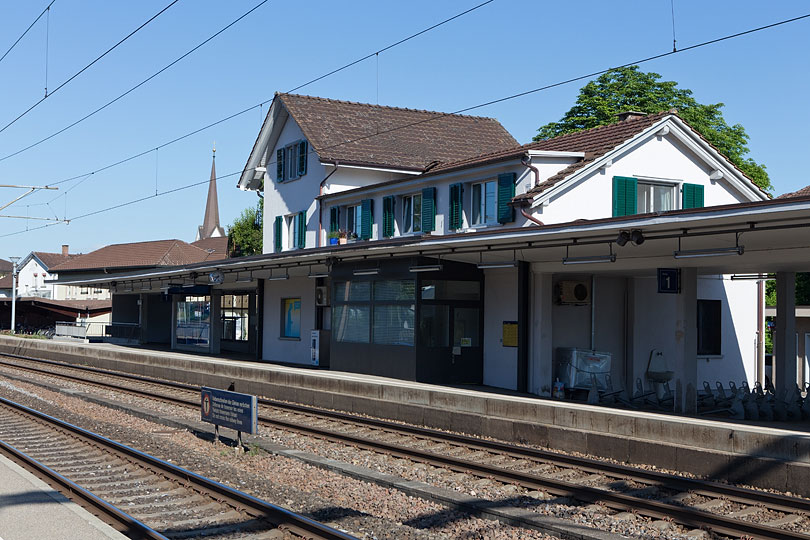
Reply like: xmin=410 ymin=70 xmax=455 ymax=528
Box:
xmin=328 ymin=231 xmax=340 ymax=245
xmin=347 ymin=231 xmax=358 ymax=243
xmin=338 ymin=229 xmax=348 ymax=245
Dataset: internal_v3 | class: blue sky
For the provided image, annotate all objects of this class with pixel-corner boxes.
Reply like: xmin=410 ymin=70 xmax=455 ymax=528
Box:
xmin=0 ymin=0 xmax=808 ymax=260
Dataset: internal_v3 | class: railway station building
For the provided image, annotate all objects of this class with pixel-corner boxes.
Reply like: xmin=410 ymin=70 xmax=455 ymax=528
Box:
xmin=56 ymin=94 xmax=810 ymax=414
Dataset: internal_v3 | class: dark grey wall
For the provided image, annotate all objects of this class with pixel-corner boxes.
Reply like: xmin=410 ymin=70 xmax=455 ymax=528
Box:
xmin=112 ymin=294 xmax=139 ymax=324
xmin=145 ymin=294 xmax=171 ymax=343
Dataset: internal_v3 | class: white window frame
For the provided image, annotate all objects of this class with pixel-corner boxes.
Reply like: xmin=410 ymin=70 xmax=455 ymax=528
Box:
xmin=471 ymin=180 xmax=497 ymax=226
xmin=286 ymin=214 xmax=298 ymax=250
xmin=402 ymin=193 xmax=422 ymax=234
xmin=346 ymin=204 xmax=362 ymax=236
xmin=636 ymin=179 xmax=678 ymax=213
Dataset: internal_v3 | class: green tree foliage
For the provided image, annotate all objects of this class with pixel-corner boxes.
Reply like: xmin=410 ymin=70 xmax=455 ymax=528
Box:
xmin=535 ymin=66 xmax=771 ymax=191
xmin=227 ymin=198 xmax=263 ymax=257
xmin=764 ymin=273 xmax=810 ymax=353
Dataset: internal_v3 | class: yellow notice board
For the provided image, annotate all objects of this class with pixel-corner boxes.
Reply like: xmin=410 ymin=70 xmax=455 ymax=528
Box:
xmin=502 ymin=321 xmax=518 ymax=347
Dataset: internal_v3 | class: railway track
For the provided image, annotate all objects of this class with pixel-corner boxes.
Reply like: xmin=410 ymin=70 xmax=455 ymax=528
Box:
xmin=1 ymin=353 xmax=809 ymax=540
xmin=0 ymin=392 xmax=356 ymax=540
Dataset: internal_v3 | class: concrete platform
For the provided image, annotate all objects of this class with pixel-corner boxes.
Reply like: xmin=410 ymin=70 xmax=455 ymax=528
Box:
xmin=0 ymin=453 xmax=128 ymax=540
xmin=2 ymin=335 xmax=809 ymax=496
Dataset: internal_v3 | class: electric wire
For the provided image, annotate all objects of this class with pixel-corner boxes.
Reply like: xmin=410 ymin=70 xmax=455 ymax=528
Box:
xmin=0 ymin=0 xmax=181 ymax=136
xmin=0 ymin=0 xmax=56 ymax=66
xmin=3 ymin=11 xmax=809 ymax=237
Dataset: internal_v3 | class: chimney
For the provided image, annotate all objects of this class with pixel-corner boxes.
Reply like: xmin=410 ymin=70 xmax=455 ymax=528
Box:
xmin=62 ymin=244 xmax=69 ymax=256
xmin=616 ymin=111 xmax=647 ymax=122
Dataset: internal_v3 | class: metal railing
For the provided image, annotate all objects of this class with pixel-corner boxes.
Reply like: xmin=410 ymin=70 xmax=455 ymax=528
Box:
xmin=54 ymin=321 xmax=109 ymax=339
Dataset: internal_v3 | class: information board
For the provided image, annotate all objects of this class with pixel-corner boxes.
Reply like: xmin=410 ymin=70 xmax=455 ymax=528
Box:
xmin=502 ymin=321 xmax=518 ymax=347
xmin=201 ymin=387 xmax=258 ymax=434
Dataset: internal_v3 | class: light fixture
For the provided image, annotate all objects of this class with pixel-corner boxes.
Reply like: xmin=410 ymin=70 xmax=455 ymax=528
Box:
xmin=409 ymin=264 xmax=443 ymax=273
xmin=140 ymin=282 xmax=151 ymax=291
xmin=236 ymin=271 xmax=253 ymax=283
xmin=674 ymin=235 xmax=744 ymax=259
xmin=616 ymin=229 xmax=644 ymax=246
xmin=160 ymin=282 xmax=171 ymax=291
xmin=267 ymin=268 xmax=289 ymax=281
xmin=476 ymin=261 xmax=518 ymax=269
xmin=353 ymin=267 xmax=380 ymax=276
xmin=730 ymin=273 xmax=774 ymax=281
xmin=562 ymin=244 xmax=616 ymax=265
xmin=182 ymin=281 xmax=195 ymax=288
xmin=616 ymin=231 xmax=630 ymax=247
xmin=307 ymin=265 xmax=329 ymax=278
xmin=123 ymin=284 xmax=134 ymax=292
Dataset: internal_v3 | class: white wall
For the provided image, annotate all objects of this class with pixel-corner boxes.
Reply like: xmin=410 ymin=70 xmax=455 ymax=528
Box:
xmin=483 ymin=268 xmax=517 ymax=390
xmin=16 ymin=258 xmax=55 ymax=298
xmin=262 ymin=276 xmax=316 ymax=365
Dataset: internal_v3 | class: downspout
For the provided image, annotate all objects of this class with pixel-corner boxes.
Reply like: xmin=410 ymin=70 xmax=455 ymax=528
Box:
xmin=318 ymin=160 xmax=339 ymax=247
xmin=518 ymin=154 xmax=544 ymax=227
xmin=757 ymin=275 xmax=765 ymax=384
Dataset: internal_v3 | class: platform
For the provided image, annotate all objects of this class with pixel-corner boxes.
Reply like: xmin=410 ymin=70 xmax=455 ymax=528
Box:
xmin=1 ymin=335 xmax=809 ymax=496
xmin=0 ymin=453 xmax=128 ymax=540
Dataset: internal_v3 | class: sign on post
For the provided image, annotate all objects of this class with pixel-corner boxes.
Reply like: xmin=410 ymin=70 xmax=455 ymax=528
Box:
xmin=201 ymin=387 xmax=258 ymax=434
xmin=657 ymin=268 xmax=680 ymax=294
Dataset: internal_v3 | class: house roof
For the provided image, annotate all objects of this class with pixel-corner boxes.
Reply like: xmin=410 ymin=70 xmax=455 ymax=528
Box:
xmin=0 ymin=274 xmax=11 ymax=289
xmin=190 ymin=236 xmax=229 ymax=260
xmin=28 ymin=251 xmax=79 ymax=271
xmin=0 ymin=258 xmax=11 ymax=274
xmin=277 ymin=93 xmax=518 ymax=172
xmin=49 ymin=239 xmax=224 ymax=272
xmin=777 ymin=185 xmax=810 ymax=199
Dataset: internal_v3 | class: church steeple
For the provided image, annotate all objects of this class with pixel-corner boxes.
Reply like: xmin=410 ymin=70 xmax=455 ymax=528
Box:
xmin=196 ymin=145 xmax=225 ymax=241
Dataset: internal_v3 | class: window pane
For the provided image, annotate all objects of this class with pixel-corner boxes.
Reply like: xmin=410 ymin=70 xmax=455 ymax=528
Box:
xmin=332 ymin=305 xmax=370 ymax=343
xmin=421 ymin=280 xmax=480 ymax=301
xmin=374 ymin=280 xmax=415 ymax=301
xmin=653 ymin=184 xmax=673 ymax=211
xmin=419 ymin=305 xmax=449 ymax=347
xmin=354 ymin=205 xmax=362 ymax=233
xmin=413 ymin=194 xmax=422 ymax=232
xmin=281 ymin=298 xmax=301 ymax=338
xmin=347 ymin=206 xmax=355 ymax=232
xmin=697 ymin=299 xmax=721 ymax=355
xmin=373 ymin=304 xmax=415 ymax=345
xmin=176 ymin=296 xmax=210 ymax=347
xmin=453 ymin=307 xmax=480 ymax=347
xmin=485 ymin=181 xmax=496 ymax=223
xmin=637 ymin=183 xmax=651 ymax=213
xmin=334 ymin=281 xmax=371 ymax=302
xmin=403 ymin=196 xmax=412 ymax=233
xmin=472 ymin=184 xmax=482 ymax=224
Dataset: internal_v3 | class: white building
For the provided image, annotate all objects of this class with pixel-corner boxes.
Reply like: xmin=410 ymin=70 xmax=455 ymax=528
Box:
xmin=15 ymin=246 xmax=109 ymax=301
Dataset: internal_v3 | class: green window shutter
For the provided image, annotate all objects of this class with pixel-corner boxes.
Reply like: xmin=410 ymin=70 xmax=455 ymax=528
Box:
xmin=497 ymin=173 xmax=516 ymax=224
xmin=298 ymin=140 xmax=308 ymax=176
xmin=329 ymin=207 xmax=339 ymax=233
xmin=449 ymin=183 xmax=463 ymax=230
xmin=612 ymin=176 xmax=638 ymax=217
xmin=360 ymin=198 xmax=373 ymax=240
xmin=273 ymin=216 xmax=282 ymax=252
xmin=682 ymin=183 xmax=704 ymax=209
xmin=276 ymin=149 xmax=285 ymax=181
xmin=296 ymin=211 xmax=306 ymax=248
xmin=421 ymin=187 xmax=436 ymax=232
xmin=382 ymin=196 xmax=395 ymax=238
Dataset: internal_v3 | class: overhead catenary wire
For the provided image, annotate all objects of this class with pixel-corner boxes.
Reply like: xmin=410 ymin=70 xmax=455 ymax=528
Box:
xmin=0 ymin=0 xmax=182 ymax=136
xmin=0 ymin=0 xmax=57 ymax=66
xmin=0 ymin=0 xmax=268 ymax=165
xmin=3 ymin=11 xmax=809 ymax=235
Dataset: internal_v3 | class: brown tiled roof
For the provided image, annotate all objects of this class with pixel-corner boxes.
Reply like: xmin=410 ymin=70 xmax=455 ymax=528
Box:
xmin=34 ymin=251 xmax=79 ymax=269
xmin=49 ymin=239 xmax=221 ymax=272
xmin=0 ymin=258 xmax=11 ymax=274
xmin=0 ymin=274 xmax=11 ymax=288
xmin=278 ymin=93 xmax=518 ymax=171
xmin=191 ymin=236 xmax=228 ymax=260
xmin=777 ymin=185 xmax=810 ymax=199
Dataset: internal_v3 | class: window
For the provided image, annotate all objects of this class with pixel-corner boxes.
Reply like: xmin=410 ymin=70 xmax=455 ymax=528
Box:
xmin=332 ymin=279 xmax=415 ymax=346
xmin=287 ymin=214 xmax=298 ymax=250
xmin=346 ymin=204 xmax=362 ymax=236
xmin=697 ymin=299 xmax=721 ymax=356
xmin=176 ymin=296 xmax=211 ymax=348
xmin=222 ymin=294 xmax=249 ymax=341
xmin=402 ymin=194 xmax=422 ymax=233
xmin=281 ymin=297 xmax=301 ymax=339
xmin=637 ymin=182 xmax=675 ymax=213
xmin=472 ymin=180 xmax=496 ymax=225
xmin=80 ymin=286 xmax=89 ymax=294
xmin=276 ymin=140 xmax=308 ymax=182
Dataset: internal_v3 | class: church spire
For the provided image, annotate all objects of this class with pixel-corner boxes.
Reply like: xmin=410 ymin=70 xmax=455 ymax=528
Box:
xmin=196 ymin=144 xmax=225 ymax=241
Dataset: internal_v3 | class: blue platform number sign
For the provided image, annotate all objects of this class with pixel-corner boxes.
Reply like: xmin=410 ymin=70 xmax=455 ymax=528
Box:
xmin=200 ymin=387 xmax=258 ymax=434
xmin=657 ymin=268 xmax=680 ymax=294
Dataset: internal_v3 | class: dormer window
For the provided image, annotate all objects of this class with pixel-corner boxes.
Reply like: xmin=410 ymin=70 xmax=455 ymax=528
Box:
xmin=276 ymin=140 xmax=308 ymax=182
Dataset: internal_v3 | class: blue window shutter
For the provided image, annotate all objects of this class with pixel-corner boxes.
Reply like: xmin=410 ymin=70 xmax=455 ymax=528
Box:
xmin=298 ymin=140 xmax=308 ymax=176
xmin=497 ymin=173 xmax=516 ymax=224
xmin=612 ymin=176 xmax=638 ymax=216
xmin=682 ymin=183 xmax=704 ymax=209
xmin=276 ymin=149 xmax=285 ymax=181
xmin=360 ymin=198 xmax=373 ymax=240
xmin=421 ymin=187 xmax=436 ymax=232
xmin=297 ymin=211 xmax=306 ymax=248
xmin=329 ymin=207 xmax=339 ymax=233
xmin=449 ymin=183 xmax=463 ymax=230
xmin=273 ymin=216 xmax=282 ymax=252
xmin=382 ymin=196 xmax=395 ymax=238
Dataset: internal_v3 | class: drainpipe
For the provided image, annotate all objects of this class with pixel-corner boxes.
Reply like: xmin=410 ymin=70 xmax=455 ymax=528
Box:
xmin=318 ymin=160 xmax=339 ymax=247
xmin=518 ymin=154 xmax=544 ymax=227
xmin=757 ymin=276 xmax=765 ymax=384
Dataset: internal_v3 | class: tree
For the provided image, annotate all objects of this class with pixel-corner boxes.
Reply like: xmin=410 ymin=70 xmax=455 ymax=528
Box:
xmin=227 ymin=198 xmax=263 ymax=257
xmin=535 ymin=66 xmax=771 ymax=191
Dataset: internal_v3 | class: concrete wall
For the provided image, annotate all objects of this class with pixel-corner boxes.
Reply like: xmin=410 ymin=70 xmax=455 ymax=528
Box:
xmin=482 ymin=268 xmax=518 ymax=390
xmin=262 ymin=276 xmax=315 ymax=365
